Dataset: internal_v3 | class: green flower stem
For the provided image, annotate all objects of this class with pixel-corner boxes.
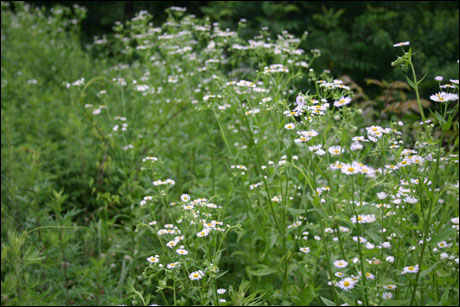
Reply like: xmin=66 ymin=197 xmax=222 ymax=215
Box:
xmin=318 ymin=217 xmax=339 ymax=305
xmin=237 ymin=97 xmax=281 ymax=233
xmin=409 ymin=62 xmax=426 ymax=122
xmin=349 ymin=176 xmax=369 ymax=306
xmin=410 ymin=133 xmax=444 ymax=306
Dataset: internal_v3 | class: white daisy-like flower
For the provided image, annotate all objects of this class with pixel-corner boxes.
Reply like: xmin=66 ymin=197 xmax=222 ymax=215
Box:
xmin=167 ymin=262 xmax=180 ymax=269
xmin=197 ymin=229 xmax=210 ymax=237
xmin=383 ymin=284 xmax=397 ymax=290
xmin=298 ymin=130 xmax=318 ymax=138
xmin=333 ymin=260 xmax=349 ymax=268
xmin=381 ymin=242 xmax=391 ymax=248
xmin=189 ymin=270 xmax=205 ymax=280
xmin=437 ymin=241 xmax=448 ymax=249
xmin=166 ymin=240 xmax=179 ymax=248
xmin=181 ymin=194 xmax=190 ymax=202
xmin=341 ymin=162 xmax=361 ymax=175
xmin=147 ymin=255 xmax=160 ymax=263
xmin=364 ymin=272 xmax=375 ymax=279
xmin=337 ymin=278 xmax=357 ymax=291
xmin=328 ymin=146 xmax=343 ymax=156
xmin=430 ymin=92 xmax=459 ymax=102
xmin=350 ymin=142 xmax=363 ymax=151
xmin=299 ymin=247 xmax=311 ymax=254
xmin=284 ymin=123 xmax=295 ymax=130
xmin=393 ymin=41 xmax=410 ymax=47
xmin=382 ymin=292 xmax=393 ymax=300
xmin=404 ymin=196 xmax=418 ymax=204
xmin=333 ymin=96 xmax=351 ymax=107
xmin=352 ymin=236 xmax=367 ymax=243
xmin=440 ymin=253 xmax=449 ymax=259
xmin=402 ymin=265 xmax=419 ymax=274
xmin=176 ymin=248 xmax=189 ymax=256
xmin=217 ymin=288 xmax=227 ymax=295
xmin=434 ymin=76 xmax=443 ymax=82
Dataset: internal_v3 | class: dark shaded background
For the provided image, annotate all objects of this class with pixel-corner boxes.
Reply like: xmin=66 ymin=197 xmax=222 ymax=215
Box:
xmin=25 ymin=1 xmax=459 ymax=94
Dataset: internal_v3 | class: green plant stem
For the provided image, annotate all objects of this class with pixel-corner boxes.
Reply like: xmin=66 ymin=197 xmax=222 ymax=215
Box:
xmin=237 ymin=98 xmax=281 ymax=233
xmin=409 ymin=62 xmax=426 ymax=122
xmin=409 ymin=133 xmax=444 ymax=306
xmin=349 ymin=176 xmax=369 ymax=306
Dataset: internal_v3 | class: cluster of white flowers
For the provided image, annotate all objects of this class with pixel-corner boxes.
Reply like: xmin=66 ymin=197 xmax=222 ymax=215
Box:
xmin=153 ymin=179 xmax=175 ymax=186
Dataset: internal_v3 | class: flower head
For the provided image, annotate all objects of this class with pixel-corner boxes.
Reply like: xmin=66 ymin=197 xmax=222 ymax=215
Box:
xmin=393 ymin=41 xmax=410 ymax=47
xmin=333 ymin=260 xmax=349 ymax=268
xmin=337 ymin=278 xmax=357 ymax=291
xmin=147 ymin=255 xmax=160 ymax=263
xmin=189 ymin=270 xmax=205 ymax=280
xmin=402 ymin=265 xmax=419 ymax=274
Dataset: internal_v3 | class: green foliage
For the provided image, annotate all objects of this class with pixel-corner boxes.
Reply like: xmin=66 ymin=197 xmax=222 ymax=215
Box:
xmin=1 ymin=2 xmax=459 ymax=306
xmin=200 ymin=1 xmax=459 ymax=96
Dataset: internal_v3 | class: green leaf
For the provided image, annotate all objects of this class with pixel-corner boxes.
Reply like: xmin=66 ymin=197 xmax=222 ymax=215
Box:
xmin=419 ymin=263 xmax=438 ymax=280
xmin=287 ymin=207 xmax=305 ymax=215
xmin=320 ymin=296 xmax=336 ymax=306
xmin=442 ymin=115 xmax=454 ymax=131
xmin=405 ymin=75 xmax=416 ymax=89
xmin=247 ymin=266 xmax=279 ymax=276
xmin=417 ymin=72 xmax=428 ymax=85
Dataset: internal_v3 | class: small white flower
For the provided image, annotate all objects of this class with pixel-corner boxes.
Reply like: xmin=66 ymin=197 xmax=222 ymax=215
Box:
xmin=393 ymin=41 xmax=410 ymax=47
xmin=440 ymin=253 xmax=449 ymax=260
xmin=167 ymin=262 xmax=181 ymax=269
xmin=402 ymin=265 xmax=419 ymax=274
xmin=217 ymin=288 xmax=227 ymax=295
xmin=328 ymin=146 xmax=343 ymax=156
xmin=284 ymin=123 xmax=295 ymax=130
xmin=337 ymin=278 xmax=357 ymax=291
xmin=382 ymin=292 xmax=393 ymax=300
xmin=176 ymin=248 xmax=189 ymax=256
xmin=437 ymin=241 xmax=448 ymax=249
xmin=383 ymin=284 xmax=397 ymax=290
xmin=189 ymin=270 xmax=205 ymax=280
xmin=197 ymin=229 xmax=210 ymax=237
xmin=333 ymin=260 xmax=348 ymax=268
xmin=147 ymin=255 xmax=160 ymax=263
xmin=181 ymin=194 xmax=190 ymax=202
xmin=333 ymin=96 xmax=351 ymax=107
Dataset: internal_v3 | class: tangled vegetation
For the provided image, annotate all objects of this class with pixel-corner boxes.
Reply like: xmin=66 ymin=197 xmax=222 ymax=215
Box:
xmin=1 ymin=3 xmax=459 ymax=306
